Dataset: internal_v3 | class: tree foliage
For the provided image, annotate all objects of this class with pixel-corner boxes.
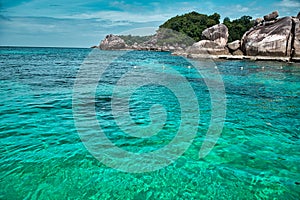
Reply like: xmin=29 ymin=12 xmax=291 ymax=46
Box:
xmin=223 ymin=16 xmax=254 ymax=42
xmin=159 ymin=11 xmax=220 ymax=42
xmin=119 ymin=12 xmax=255 ymax=46
xmin=118 ymin=35 xmax=154 ymax=46
xmin=155 ymin=28 xmax=195 ymax=46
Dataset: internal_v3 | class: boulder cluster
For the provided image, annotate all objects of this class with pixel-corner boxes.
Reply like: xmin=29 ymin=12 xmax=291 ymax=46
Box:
xmin=241 ymin=12 xmax=300 ymax=59
xmin=96 ymin=11 xmax=300 ymax=62
xmin=186 ymin=24 xmax=229 ymax=55
xmin=99 ymin=34 xmax=126 ymax=50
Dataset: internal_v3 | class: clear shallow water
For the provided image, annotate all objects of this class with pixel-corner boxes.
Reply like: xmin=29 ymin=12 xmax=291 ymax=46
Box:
xmin=0 ymin=47 xmax=299 ymax=199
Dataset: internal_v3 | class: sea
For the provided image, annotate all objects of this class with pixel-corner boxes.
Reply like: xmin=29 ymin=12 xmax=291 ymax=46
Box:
xmin=0 ymin=46 xmax=299 ymax=199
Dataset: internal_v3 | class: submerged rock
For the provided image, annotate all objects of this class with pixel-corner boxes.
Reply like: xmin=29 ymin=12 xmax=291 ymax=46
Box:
xmin=241 ymin=17 xmax=293 ymax=57
xmin=99 ymin=34 xmax=126 ymax=50
xmin=201 ymin=24 xmax=229 ymax=47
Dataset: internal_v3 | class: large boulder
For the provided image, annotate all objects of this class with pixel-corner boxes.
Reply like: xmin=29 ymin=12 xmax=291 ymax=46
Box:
xmin=254 ymin=18 xmax=264 ymax=26
xmin=99 ymin=34 xmax=126 ymax=50
xmin=227 ymin=40 xmax=241 ymax=51
xmin=241 ymin=17 xmax=293 ymax=57
xmin=264 ymin=11 xmax=279 ymax=21
xmin=187 ymin=40 xmax=230 ymax=55
xmin=293 ymin=18 xmax=300 ymax=58
xmin=201 ymin=24 xmax=229 ymax=47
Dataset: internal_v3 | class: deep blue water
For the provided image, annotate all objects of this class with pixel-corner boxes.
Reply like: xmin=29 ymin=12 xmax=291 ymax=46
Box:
xmin=0 ymin=47 xmax=299 ymax=199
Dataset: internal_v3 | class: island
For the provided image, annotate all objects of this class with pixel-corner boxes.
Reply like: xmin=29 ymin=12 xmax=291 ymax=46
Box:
xmin=93 ymin=11 xmax=300 ymax=63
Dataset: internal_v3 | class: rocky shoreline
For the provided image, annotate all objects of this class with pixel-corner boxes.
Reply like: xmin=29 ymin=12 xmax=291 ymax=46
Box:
xmin=94 ymin=11 xmax=300 ymax=63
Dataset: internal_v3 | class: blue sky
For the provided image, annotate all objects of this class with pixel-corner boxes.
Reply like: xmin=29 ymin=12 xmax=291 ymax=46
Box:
xmin=0 ymin=0 xmax=299 ymax=47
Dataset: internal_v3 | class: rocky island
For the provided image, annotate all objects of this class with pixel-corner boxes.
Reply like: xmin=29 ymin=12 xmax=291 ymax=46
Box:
xmin=94 ymin=11 xmax=300 ymax=62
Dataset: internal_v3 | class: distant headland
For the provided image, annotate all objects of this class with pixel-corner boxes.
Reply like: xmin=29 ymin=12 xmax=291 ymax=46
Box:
xmin=93 ymin=11 xmax=300 ymax=62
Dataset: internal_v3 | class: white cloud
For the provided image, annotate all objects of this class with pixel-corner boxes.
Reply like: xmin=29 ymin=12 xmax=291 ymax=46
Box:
xmin=67 ymin=11 xmax=171 ymax=23
xmin=276 ymin=0 xmax=300 ymax=8
xmin=118 ymin=27 xmax=157 ymax=36
xmin=234 ymin=5 xmax=249 ymax=12
xmin=0 ymin=15 xmax=163 ymax=47
xmin=109 ymin=1 xmax=148 ymax=11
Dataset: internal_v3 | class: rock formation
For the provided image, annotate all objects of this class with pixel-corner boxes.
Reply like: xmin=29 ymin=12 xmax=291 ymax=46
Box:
xmin=241 ymin=16 xmax=293 ymax=57
xmin=201 ymin=24 xmax=228 ymax=47
xmin=239 ymin=10 xmax=300 ymax=61
xmin=97 ymin=11 xmax=300 ymax=62
xmin=186 ymin=24 xmax=229 ymax=55
xmin=254 ymin=18 xmax=264 ymax=26
xmin=185 ymin=10 xmax=300 ymax=61
xmin=292 ymin=17 xmax=300 ymax=58
xmin=99 ymin=34 xmax=126 ymax=50
xmin=186 ymin=40 xmax=229 ymax=55
xmin=264 ymin=11 xmax=279 ymax=21
xmin=232 ymin=49 xmax=243 ymax=56
xmin=98 ymin=29 xmax=192 ymax=52
xmin=227 ymin=40 xmax=240 ymax=51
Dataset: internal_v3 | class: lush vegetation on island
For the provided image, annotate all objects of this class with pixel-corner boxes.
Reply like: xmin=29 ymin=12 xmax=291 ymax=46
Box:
xmin=118 ymin=35 xmax=153 ymax=46
xmin=119 ymin=11 xmax=254 ymax=45
xmin=223 ymin=16 xmax=254 ymax=42
xmin=155 ymin=28 xmax=195 ymax=46
xmin=159 ymin=11 xmax=221 ymax=42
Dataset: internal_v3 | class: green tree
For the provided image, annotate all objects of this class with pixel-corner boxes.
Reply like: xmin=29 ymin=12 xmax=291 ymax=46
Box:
xmin=159 ymin=11 xmax=221 ymax=42
xmin=223 ymin=16 xmax=254 ymax=42
xmin=209 ymin=13 xmax=220 ymax=24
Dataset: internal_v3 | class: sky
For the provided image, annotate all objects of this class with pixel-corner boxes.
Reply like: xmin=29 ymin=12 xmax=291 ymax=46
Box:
xmin=0 ymin=0 xmax=299 ymax=47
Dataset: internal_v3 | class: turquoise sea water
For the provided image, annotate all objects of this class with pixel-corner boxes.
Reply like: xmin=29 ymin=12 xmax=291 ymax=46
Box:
xmin=0 ymin=47 xmax=299 ymax=199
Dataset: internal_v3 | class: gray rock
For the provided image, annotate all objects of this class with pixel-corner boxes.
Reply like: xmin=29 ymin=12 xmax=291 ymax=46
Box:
xmin=254 ymin=18 xmax=264 ymax=26
xmin=201 ymin=24 xmax=229 ymax=47
xmin=99 ymin=34 xmax=126 ymax=50
xmin=297 ymin=12 xmax=300 ymax=19
xmin=131 ymin=44 xmax=139 ymax=50
xmin=263 ymin=20 xmax=277 ymax=26
xmin=187 ymin=40 xmax=230 ymax=55
xmin=264 ymin=11 xmax=279 ymax=21
xmin=227 ymin=40 xmax=241 ymax=51
xmin=292 ymin=18 xmax=300 ymax=58
xmin=168 ymin=46 xmax=176 ymax=51
xmin=241 ymin=17 xmax=293 ymax=57
xmin=232 ymin=49 xmax=244 ymax=56
xmin=192 ymin=40 xmax=219 ymax=49
xmin=162 ymin=46 xmax=169 ymax=51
